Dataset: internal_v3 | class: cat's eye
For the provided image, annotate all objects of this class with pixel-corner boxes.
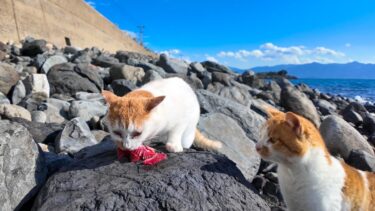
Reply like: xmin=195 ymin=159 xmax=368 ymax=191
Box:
xmin=131 ymin=131 xmax=142 ymax=138
xmin=113 ymin=130 xmax=123 ymax=138
xmin=268 ymin=138 xmax=277 ymax=144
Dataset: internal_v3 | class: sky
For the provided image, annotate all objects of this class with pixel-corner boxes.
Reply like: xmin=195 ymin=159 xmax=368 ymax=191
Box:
xmin=85 ymin=0 xmax=375 ymax=68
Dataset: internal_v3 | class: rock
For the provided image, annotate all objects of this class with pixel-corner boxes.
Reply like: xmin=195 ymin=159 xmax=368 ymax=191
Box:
xmin=10 ymin=117 xmax=64 ymax=143
xmin=0 ymin=120 xmax=47 ymax=211
xmin=280 ymin=85 xmax=320 ymax=127
xmin=55 ymin=117 xmax=98 ymax=154
xmin=75 ymin=92 xmax=104 ymax=102
xmin=92 ymin=130 xmax=110 ymax=142
xmin=11 ymin=80 xmax=26 ymax=104
xmin=316 ymin=99 xmax=337 ymax=115
xmin=320 ymin=115 xmax=374 ymax=159
xmin=196 ymin=89 xmax=265 ymax=142
xmin=73 ymin=137 xmax=116 ymax=160
xmin=43 ymin=152 xmax=73 ymax=177
xmin=212 ymin=71 xmax=233 ymax=86
xmin=364 ymin=114 xmax=375 ymax=134
xmin=63 ymin=46 xmax=79 ymax=55
xmin=190 ymin=62 xmax=206 ymax=73
xmin=69 ymin=100 xmax=108 ymax=121
xmin=109 ymin=64 xmax=145 ymax=84
xmin=165 ymin=73 xmax=204 ymax=90
xmin=92 ymin=54 xmax=119 ymax=67
xmin=0 ymin=62 xmax=20 ymax=95
xmin=72 ymin=50 xmax=92 ymax=64
xmin=0 ymin=51 xmax=6 ymax=61
xmin=365 ymin=104 xmax=375 ymax=113
xmin=23 ymin=74 xmax=50 ymax=98
xmin=44 ymin=98 xmax=70 ymax=124
xmin=115 ymin=50 xmax=151 ymax=64
xmin=32 ymin=147 xmax=270 ymax=211
xmin=31 ymin=111 xmax=47 ymax=123
xmin=198 ymin=113 xmax=261 ymax=181
xmin=156 ymin=54 xmax=189 ymax=75
xmin=342 ymin=102 xmax=368 ymax=118
xmin=341 ymin=109 xmax=363 ymax=126
xmin=240 ymin=71 xmax=264 ymax=88
xmin=48 ymin=63 xmax=103 ymax=96
xmin=142 ymin=69 xmax=163 ymax=84
xmin=264 ymin=81 xmax=281 ymax=103
xmin=212 ymin=84 xmax=253 ymax=106
xmin=347 ymin=150 xmax=375 ymax=172
xmin=135 ymin=61 xmax=167 ymax=77
xmin=41 ymin=55 xmax=68 ymax=74
xmin=0 ymin=104 xmax=32 ymax=121
xmin=201 ymin=60 xmax=235 ymax=75
xmin=110 ymin=79 xmax=137 ymax=96
xmin=296 ymin=83 xmax=316 ymax=99
xmin=0 ymin=91 xmax=10 ymax=104
xmin=21 ymin=39 xmax=48 ymax=57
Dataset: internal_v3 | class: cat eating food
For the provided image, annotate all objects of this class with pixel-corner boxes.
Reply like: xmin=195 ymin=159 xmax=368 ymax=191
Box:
xmin=256 ymin=107 xmax=375 ymax=211
xmin=102 ymin=77 xmax=222 ymax=156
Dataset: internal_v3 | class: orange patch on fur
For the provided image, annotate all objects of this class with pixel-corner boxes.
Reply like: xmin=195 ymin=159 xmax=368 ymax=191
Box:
xmin=105 ymin=90 xmax=156 ymax=128
xmin=266 ymin=110 xmax=331 ymax=163
xmin=365 ymin=172 xmax=375 ymax=210
xmin=341 ymin=162 xmax=372 ymax=210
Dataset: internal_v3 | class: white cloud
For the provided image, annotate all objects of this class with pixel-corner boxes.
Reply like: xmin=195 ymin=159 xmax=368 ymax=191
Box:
xmin=217 ymin=43 xmax=346 ymax=64
xmin=159 ymin=49 xmax=181 ymax=57
xmin=345 ymin=43 xmax=351 ymax=48
xmin=205 ymin=54 xmax=219 ymax=63
xmin=85 ymin=1 xmax=96 ymax=7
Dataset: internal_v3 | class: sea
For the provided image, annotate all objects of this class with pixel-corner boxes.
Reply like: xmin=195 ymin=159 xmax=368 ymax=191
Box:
xmin=290 ymin=79 xmax=375 ymax=104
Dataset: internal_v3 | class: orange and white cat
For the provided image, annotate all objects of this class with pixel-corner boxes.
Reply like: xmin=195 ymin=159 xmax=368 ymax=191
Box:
xmin=256 ymin=108 xmax=375 ymax=211
xmin=102 ymin=77 xmax=222 ymax=152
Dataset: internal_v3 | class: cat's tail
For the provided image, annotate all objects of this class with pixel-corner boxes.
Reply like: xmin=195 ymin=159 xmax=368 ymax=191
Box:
xmin=194 ymin=129 xmax=223 ymax=151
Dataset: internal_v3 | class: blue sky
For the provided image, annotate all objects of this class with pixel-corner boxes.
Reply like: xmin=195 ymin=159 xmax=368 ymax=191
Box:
xmin=85 ymin=0 xmax=375 ymax=68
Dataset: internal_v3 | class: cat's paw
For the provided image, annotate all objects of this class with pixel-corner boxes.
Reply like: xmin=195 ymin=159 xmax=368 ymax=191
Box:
xmin=166 ymin=143 xmax=183 ymax=153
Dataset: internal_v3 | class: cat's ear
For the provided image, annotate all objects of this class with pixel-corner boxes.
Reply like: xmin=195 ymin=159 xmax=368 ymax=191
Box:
xmin=265 ymin=106 xmax=283 ymax=118
xmin=146 ymin=96 xmax=165 ymax=111
xmin=285 ymin=112 xmax=303 ymax=137
xmin=102 ymin=90 xmax=118 ymax=104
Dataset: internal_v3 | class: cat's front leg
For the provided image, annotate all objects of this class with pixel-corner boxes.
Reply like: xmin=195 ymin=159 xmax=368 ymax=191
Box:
xmin=166 ymin=129 xmax=184 ymax=152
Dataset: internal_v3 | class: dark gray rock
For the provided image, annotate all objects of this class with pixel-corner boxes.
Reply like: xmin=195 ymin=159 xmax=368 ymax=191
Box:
xmin=364 ymin=114 xmax=375 ymax=134
xmin=0 ymin=120 xmax=47 ymax=211
xmin=32 ymin=147 xmax=270 ymax=211
xmin=316 ymin=99 xmax=337 ymax=115
xmin=198 ymin=113 xmax=261 ymax=181
xmin=10 ymin=117 xmax=64 ymax=143
xmin=196 ymin=89 xmax=265 ymax=142
xmin=48 ymin=63 xmax=103 ymax=96
xmin=209 ymin=84 xmax=253 ymax=106
xmin=55 ymin=117 xmax=98 ymax=154
xmin=240 ymin=70 xmax=265 ymax=88
xmin=115 ymin=50 xmax=151 ymax=64
xmin=109 ymin=63 xmax=145 ymax=84
xmin=0 ymin=91 xmax=10 ymax=104
xmin=134 ymin=61 xmax=167 ymax=77
xmin=341 ymin=109 xmax=363 ymax=126
xmin=347 ymin=150 xmax=375 ymax=172
xmin=92 ymin=54 xmax=119 ymax=67
xmin=41 ymin=55 xmax=68 ymax=74
xmin=69 ymin=100 xmax=108 ymax=121
xmin=342 ymin=102 xmax=368 ymax=118
xmin=280 ymin=84 xmax=320 ymax=127
xmin=201 ymin=60 xmax=235 ymax=75
xmin=21 ymin=39 xmax=48 ymax=57
xmin=110 ymin=79 xmax=137 ymax=96
xmin=320 ymin=115 xmax=374 ymax=159
xmin=190 ymin=62 xmax=206 ymax=73
xmin=0 ymin=62 xmax=20 ymax=95
xmin=156 ymin=54 xmax=189 ymax=75
xmin=212 ymin=71 xmax=233 ymax=86
xmin=71 ymin=50 xmax=92 ymax=64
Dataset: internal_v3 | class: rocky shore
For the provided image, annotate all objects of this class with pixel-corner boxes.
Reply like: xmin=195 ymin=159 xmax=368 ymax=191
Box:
xmin=0 ymin=37 xmax=374 ymax=211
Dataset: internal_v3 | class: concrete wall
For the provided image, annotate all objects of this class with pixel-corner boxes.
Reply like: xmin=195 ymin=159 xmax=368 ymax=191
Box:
xmin=0 ymin=0 xmax=150 ymax=54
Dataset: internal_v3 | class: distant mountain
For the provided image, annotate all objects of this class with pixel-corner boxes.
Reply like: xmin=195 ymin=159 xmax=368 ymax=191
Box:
xmin=250 ymin=62 xmax=375 ymax=79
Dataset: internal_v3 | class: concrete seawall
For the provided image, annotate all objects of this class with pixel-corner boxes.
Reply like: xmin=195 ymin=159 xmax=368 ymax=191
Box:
xmin=0 ymin=0 xmax=150 ymax=54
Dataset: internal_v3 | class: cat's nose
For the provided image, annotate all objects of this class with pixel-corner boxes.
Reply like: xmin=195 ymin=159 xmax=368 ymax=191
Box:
xmin=255 ymin=143 xmax=262 ymax=152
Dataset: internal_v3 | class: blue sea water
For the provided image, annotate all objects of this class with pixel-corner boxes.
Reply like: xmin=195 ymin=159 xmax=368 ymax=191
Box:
xmin=291 ymin=79 xmax=375 ymax=103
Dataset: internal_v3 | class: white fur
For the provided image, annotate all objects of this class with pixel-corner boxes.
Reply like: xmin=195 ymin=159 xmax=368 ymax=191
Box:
xmin=110 ymin=77 xmax=200 ymax=151
xmin=257 ymin=126 xmax=351 ymax=211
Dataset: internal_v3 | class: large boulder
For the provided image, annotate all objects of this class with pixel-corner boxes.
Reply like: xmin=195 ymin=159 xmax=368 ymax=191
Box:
xmin=21 ymin=39 xmax=48 ymax=57
xmin=32 ymin=147 xmax=270 ymax=211
xmin=347 ymin=150 xmax=375 ymax=172
xmin=208 ymin=84 xmax=253 ymax=106
xmin=0 ymin=120 xmax=47 ymax=211
xmin=69 ymin=100 xmax=107 ymax=121
xmin=196 ymin=89 xmax=265 ymax=142
xmin=23 ymin=74 xmax=50 ymax=98
xmin=198 ymin=113 xmax=261 ymax=181
xmin=10 ymin=117 xmax=64 ymax=143
xmin=156 ymin=54 xmax=189 ymax=75
xmin=280 ymin=84 xmax=320 ymax=127
xmin=320 ymin=115 xmax=374 ymax=159
xmin=115 ymin=50 xmax=152 ymax=64
xmin=48 ymin=63 xmax=103 ymax=96
xmin=109 ymin=64 xmax=145 ymax=84
xmin=55 ymin=117 xmax=98 ymax=154
xmin=0 ymin=104 xmax=32 ymax=121
xmin=201 ymin=61 xmax=235 ymax=75
xmin=91 ymin=54 xmax=119 ymax=68
xmin=41 ymin=55 xmax=68 ymax=74
xmin=0 ymin=63 xmax=20 ymax=95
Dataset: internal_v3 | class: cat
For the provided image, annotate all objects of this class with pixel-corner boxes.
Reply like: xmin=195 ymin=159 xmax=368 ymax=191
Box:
xmin=256 ymin=107 xmax=375 ymax=211
xmin=102 ymin=77 xmax=222 ymax=152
